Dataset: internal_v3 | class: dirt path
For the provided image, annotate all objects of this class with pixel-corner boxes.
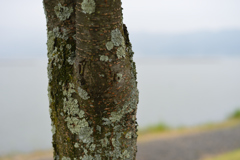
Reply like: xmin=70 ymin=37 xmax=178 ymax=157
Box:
xmin=137 ymin=124 xmax=240 ymax=160
xmin=1 ymin=124 xmax=240 ymax=160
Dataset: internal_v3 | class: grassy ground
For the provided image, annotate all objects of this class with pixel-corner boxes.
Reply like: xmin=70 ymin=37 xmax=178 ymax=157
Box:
xmin=202 ymin=149 xmax=240 ymax=160
xmin=1 ymin=111 xmax=240 ymax=160
xmin=137 ymin=118 xmax=240 ymax=142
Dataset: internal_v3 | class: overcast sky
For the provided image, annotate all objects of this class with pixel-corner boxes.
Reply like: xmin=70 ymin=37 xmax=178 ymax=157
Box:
xmin=1 ymin=0 xmax=240 ymax=34
xmin=0 ymin=0 xmax=240 ymax=58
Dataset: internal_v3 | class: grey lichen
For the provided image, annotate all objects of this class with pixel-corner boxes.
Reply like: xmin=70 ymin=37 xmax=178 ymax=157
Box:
xmin=116 ymin=47 xmax=126 ymax=59
xmin=62 ymin=157 xmax=71 ymax=160
xmin=106 ymin=41 xmax=114 ymax=51
xmin=65 ymin=117 xmax=88 ymax=134
xmin=62 ymin=83 xmax=91 ymax=135
xmin=81 ymin=0 xmax=96 ymax=14
xmin=79 ymin=127 xmax=93 ymax=143
xmin=121 ymin=150 xmax=130 ymax=159
xmin=78 ymin=87 xmax=90 ymax=100
xmin=82 ymin=155 xmax=94 ymax=160
xmin=53 ymin=27 xmax=69 ymax=41
xmin=48 ymin=86 xmax=53 ymax=104
xmin=100 ymin=137 xmax=109 ymax=147
xmin=109 ymin=112 xmax=123 ymax=123
xmin=67 ymin=57 xmax=74 ymax=65
xmin=125 ymin=131 xmax=132 ymax=139
xmin=94 ymin=155 xmax=101 ymax=160
xmin=47 ymin=31 xmax=55 ymax=56
xmin=116 ymin=73 xmax=123 ymax=82
xmin=89 ymin=144 xmax=96 ymax=151
xmin=96 ymin=125 xmax=101 ymax=133
xmin=54 ymin=3 xmax=73 ymax=21
xmin=99 ymin=55 xmax=109 ymax=62
xmin=111 ymin=28 xmax=124 ymax=46
xmin=103 ymin=87 xmax=138 ymax=124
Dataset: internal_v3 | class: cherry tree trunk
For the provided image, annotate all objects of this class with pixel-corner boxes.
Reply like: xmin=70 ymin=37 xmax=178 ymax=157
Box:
xmin=43 ymin=0 xmax=138 ymax=159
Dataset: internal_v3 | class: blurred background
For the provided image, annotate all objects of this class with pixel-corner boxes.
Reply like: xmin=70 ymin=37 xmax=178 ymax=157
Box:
xmin=0 ymin=0 xmax=240 ymax=158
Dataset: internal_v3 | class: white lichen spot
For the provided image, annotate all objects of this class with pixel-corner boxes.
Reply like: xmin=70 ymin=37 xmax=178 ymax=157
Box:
xmin=67 ymin=57 xmax=74 ymax=65
xmin=125 ymin=131 xmax=132 ymax=139
xmin=74 ymin=143 xmax=79 ymax=148
xmin=66 ymin=44 xmax=72 ymax=50
xmin=111 ymin=28 xmax=123 ymax=46
xmin=99 ymin=74 xmax=104 ymax=77
xmin=89 ymin=144 xmax=96 ymax=151
xmin=62 ymin=157 xmax=71 ymax=160
xmin=78 ymin=87 xmax=90 ymax=100
xmin=116 ymin=47 xmax=125 ymax=59
xmin=99 ymin=55 xmax=109 ymax=62
xmin=106 ymin=41 xmax=114 ymax=51
xmin=81 ymin=0 xmax=96 ymax=14
xmin=54 ymin=3 xmax=73 ymax=21
xmin=60 ymin=112 xmax=64 ymax=116
xmin=116 ymin=73 xmax=122 ymax=82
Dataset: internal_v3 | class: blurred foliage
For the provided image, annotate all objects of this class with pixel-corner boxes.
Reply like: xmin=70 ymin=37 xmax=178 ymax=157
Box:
xmin=203 ymin=149 xmax=240 ymax=160
xmin=228 ymin=109 xmax=240 ymax=119
xmin=138 ymin=122 xmax=170 ymax=134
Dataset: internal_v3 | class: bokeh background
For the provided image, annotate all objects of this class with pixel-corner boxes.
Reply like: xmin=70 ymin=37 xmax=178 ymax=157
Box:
xmin=1 ymin=0 xmax=240 ymax=156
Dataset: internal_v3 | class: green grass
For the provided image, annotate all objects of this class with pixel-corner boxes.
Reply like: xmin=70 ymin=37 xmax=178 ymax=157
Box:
xmin=228 ymin=109 xmax=240 ymax=119
xmin=138 ymin=122 xmax=170 ymax=134
xmin=203 ymin=149 xmax=240 ymax=160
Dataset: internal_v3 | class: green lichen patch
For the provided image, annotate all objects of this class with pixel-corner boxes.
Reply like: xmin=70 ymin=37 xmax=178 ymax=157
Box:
xmin=111 ymin=28 xmax=124 ymax=46
xmin=78 ymin=126 xmax=93 ymax=143
xmin=53 ymin=27 xmax=69 ymax=41
xmin=62 ymin=83 xmax=91 ymax=135
xmin=99 ymin=55 xmax=109 ymax=62
xmin=125 ymin=131 xmax=132 ymax=139
xmin=54 ymin=3 xmax=73 ymax=21
xmin=65 ymin=117 xmax=88 ymax=134
xmin=47 ymin=31 xmax=55 ymax=56
xmin=116 ymin=46 xmax=126 ymax=59
xmin=106 ymin=41 xmax=114 ymax=51
xmin=78 ymin=87 xmax=90 ymax=100
xmin=81 ymin=0 xmax=96 ymax=14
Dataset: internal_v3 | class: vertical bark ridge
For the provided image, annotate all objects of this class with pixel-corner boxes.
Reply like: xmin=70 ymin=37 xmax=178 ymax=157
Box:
xmin=44 ymin=0 xmax=138 ymax=159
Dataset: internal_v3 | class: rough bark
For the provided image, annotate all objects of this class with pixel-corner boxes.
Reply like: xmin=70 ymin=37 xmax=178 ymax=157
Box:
xmin=43 ymin=0 xmax=138 ymax=159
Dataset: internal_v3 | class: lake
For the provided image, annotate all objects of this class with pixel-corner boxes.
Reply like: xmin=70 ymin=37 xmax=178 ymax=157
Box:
xmin=0 ymin=57 xmax=240 ymax=155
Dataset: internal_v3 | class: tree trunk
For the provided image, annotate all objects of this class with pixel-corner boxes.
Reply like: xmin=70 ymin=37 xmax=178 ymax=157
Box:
xmin=43 ymin=0 xmax=139 ymax=159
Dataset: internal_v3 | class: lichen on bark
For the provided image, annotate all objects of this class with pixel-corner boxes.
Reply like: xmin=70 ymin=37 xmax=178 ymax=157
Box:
xmin=44 ymin=0 xmax=138 ymax=159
